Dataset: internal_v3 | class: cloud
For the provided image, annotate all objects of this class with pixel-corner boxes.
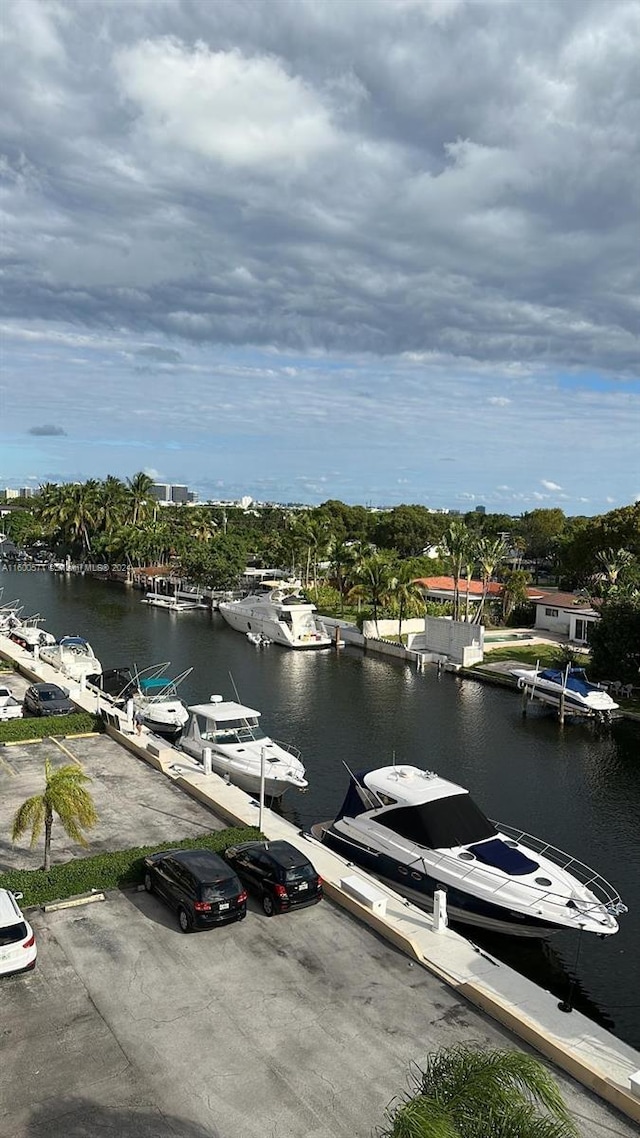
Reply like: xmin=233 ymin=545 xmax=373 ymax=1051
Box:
xmin=136 ymin=346 xmax=182 ymax=363
xmin=488 ymin=397 xmax=511 ymax=406
xmin=540 ymin=480 xmax=562 ymax=491
xmin=28 ymin=424 xmax=67 ymax=437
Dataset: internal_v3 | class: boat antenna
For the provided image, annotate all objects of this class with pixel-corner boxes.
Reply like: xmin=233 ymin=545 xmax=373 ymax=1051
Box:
xmin=392 ymin=749 xmax=396 ymax=768
xmin=229 ymin=671 xmax=242 ymax=704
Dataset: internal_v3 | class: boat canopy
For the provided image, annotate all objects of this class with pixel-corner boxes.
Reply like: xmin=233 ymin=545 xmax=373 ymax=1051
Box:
xmin=139 ymin=677 xmax=174 ymax=691
xmin=538 ymin=668 xmax=598 ymax=696
xmin=378 ymin=794 xmax=497 ymax=849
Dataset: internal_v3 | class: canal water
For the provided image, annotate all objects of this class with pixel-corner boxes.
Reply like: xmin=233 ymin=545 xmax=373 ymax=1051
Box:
xmin=4 ymin=569 xmax=640 ymax=1050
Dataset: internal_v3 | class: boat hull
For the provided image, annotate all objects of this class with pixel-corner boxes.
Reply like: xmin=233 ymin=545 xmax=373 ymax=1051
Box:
xmin=313 ymin=824 xmax=574 ymax=938
xmin=219 ymin=603 xmax=331 ymax=650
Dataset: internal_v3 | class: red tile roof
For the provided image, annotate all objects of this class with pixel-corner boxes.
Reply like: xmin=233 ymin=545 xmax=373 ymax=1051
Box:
xmin=414 ymin=576 xmax=503 ymax=597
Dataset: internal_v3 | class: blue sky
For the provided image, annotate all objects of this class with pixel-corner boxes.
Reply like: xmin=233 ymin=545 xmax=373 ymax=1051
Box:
xmin=1 ymin=0 xmax=639 ymax=513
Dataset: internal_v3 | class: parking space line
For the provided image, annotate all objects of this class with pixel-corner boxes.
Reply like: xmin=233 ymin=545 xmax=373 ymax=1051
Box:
xmin=0 ymin=752 xmax=16 ymax=775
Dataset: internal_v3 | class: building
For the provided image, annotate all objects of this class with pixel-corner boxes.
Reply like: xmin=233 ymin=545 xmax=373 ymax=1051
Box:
xmin=150 ymin=483 xmax=198 ymax=505
xmin=170 ymin=485 xmax=189 ymax=505
xmin=531 ymin=592 xmax=599 ymax=645
xmin=150 ymin=483 xmax=171 ymax=503
xmin=0 ymin=489 xmax=20 ymax=501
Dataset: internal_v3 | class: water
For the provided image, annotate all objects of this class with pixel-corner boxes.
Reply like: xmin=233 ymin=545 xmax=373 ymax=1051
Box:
xmin=4 ymin=568 xmax=640 ymax=1050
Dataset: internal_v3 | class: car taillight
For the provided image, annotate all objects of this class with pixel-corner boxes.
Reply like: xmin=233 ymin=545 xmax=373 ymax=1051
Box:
xmin=274 ymin=884 xmax=288 ymax=898
xmin=237 ymin=890 xmax=247 ymax=903
xmin=316 ymin=877 xmax=323 ymax=888
xmin=193 ymin=901 xmax=212 ymax=912
xmin=23 ymin=934 xmax=35 ymax=948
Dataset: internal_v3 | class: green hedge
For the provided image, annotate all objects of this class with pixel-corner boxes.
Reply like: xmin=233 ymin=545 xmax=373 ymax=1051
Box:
xmin=0 ymin=827 xmax=262 ymax=907
xmin=0 ymin=712 xmax=102 ymax=744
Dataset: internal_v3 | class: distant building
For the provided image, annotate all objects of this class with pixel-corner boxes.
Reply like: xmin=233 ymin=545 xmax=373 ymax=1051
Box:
xmin=170 ymin=485 xmax=189 ymax=505
xmin=150 ymin=483 xmax=171 ymax=502
xmin=149 ymin=483 xmax=197 ymax=505
xmin=0 ymin=489 xmax=20 ymax=501
xmin=474 ymin=505 xmax=486 ymax=515
xmin=19 ymin=487 xmax=37 ymax=499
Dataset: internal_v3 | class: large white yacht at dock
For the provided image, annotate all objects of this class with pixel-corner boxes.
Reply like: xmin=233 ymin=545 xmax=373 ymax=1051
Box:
xmin=218 ymin=586 xmax=331 ymax=650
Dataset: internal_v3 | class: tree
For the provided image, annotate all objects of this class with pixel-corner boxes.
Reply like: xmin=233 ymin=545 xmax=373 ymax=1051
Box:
xmin=473 ymin=536 xmax=508 ymax=624
xmin=348 ymin=553 xmax=394 ymax=635
xmin=519 ymin=508 xmax=567 ymax=577
xmin=12 ymin=757 xmax=98 ymax=871
xmin=178 ymin=534 xmax=248 ymax=590
xmin=440 ymin=521 xmax=472 ymax=622
xmin=589 ymin=597 xmax=640 ymax=683
xmin=501 ymin=568 xmax=532 ymax=623
xmin=380 ymin=1044 xmax=578 ymax=1138
xmin=591 ymin=548 xmax=635 ymax=597
xmin=388 ymin=563 xmax=425 ymax=642
xmin=127 ymin=471 xmax=155 ymax=526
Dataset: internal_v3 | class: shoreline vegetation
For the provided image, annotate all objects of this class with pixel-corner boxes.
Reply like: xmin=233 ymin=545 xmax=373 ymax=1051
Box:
xmin=1 ymin=476 xmax=638 ymax=683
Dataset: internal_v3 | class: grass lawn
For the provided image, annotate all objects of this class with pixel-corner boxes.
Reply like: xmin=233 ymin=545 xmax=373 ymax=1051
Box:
xmin=477 ymin=644 xmax=586 ymax=669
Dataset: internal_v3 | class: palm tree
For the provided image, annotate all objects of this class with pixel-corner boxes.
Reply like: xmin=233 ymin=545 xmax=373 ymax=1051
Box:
xmin=592 ymin=548 xmax=634 ymax=596
xmin=389 ymin=563 xmax=425 ymax=642
xmin=440 ymin=522 xmax=472 ymax=622
xmin=127 ymin=471 xmax=155 ymax=526
xmin=473 ymin=536 xmax=508 ymax=625
xmin=348 ymin=553 xmax=394 ymax=636
xmin=12 ymin=757 xmax=98 ymax=870
xmin=96 ymin=476 xmax=128 ymax=537
xmin=380 ymin=1044 xmax=578 ymax=1138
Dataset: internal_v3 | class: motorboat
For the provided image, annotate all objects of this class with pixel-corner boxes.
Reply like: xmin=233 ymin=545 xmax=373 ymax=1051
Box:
xmin=0 ymin=684 xmax=23 ymax=721
xmin=180 ymin=695 xmax=308 ymax=799
xmin=219 ymin=588 xmax=331 ymax=650
xmin=7 ymin=616 xmax=56 ymax=653
xmin=86 ymin=663 xmax=191 ymax=740
xmin=39 ymin=635 xmax=102 ymax=682
xmin=511 ymin=665 xmax=619 ymax=718
xmin=311 ymin=764 xmax=625 ymax=937
xmin=247 ymin=632 xmax=272 ymax=647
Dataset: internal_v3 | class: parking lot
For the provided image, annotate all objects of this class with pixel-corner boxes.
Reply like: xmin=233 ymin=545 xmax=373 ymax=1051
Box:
xmin=0 ymin=734 xmax=224 ymax=872
xmin=1 ymin=888 xmax=635 ymax=1138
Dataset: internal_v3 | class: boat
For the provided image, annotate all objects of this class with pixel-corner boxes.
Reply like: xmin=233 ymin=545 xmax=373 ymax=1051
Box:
xmin=247 ymin=632 xmax=272 ymax=647
xmin=39 ymin=635 xmax=102 ymax=682
xmin=511 ymin=665 xmax=619 ymax=718
xmin=7 ymin=616 xmax=56 ymax=653
xmin=86 ymin=663 xmax=191 ymax=740
xmin=311 ymin=764 xmax=626 ymax=937
xmin=219 ymin=587 xmax=331 ymax=650
xmin=179 ymin=695 xmax=308 ymax=799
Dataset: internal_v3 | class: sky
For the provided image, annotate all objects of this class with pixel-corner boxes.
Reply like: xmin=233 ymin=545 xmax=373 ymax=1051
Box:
xmin=0 ymin=0 xmax=639 ymax=513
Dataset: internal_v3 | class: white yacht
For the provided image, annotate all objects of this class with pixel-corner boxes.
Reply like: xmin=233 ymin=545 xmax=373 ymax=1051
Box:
xmin=7 ymin=616 xmax=56 ymax=653
xmin=511 ymin=665 xmax=619 ymax=718
xmin=219 ymin=588 xmax=331 ymax=650
xmin=86 ymin=664 xmax=191 ymax=740
xmin=312 ymin=764 xmax=625 ymax=938
xmin=180 ymin=695 xmax=308 ymax=799
xmin=39 ymin=635 xmax=102 ymax=682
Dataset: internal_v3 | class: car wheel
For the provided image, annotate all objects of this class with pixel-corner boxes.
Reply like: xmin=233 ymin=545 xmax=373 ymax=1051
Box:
xmin=262 ymin=893 xmax=276 ymax=917
xmin=144 ymin=871 xmax=153 ymax=893
xmin=178 ymin=906 xmax=192 ymax=933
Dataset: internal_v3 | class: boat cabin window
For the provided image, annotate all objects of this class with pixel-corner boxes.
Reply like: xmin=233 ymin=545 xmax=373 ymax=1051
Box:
xmin=382 ymin=793 xmax=497 ymax=849
xmin=201 ymin=716 xmax=267 ymax=744
xmin=378 ymin=793 xmax=398 ymax=806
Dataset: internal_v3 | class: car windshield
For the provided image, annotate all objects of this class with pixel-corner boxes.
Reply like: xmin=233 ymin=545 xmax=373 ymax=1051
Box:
xmin=0 ymin=921 xmax=27 ymax=946
xmin=38 ymin=690 xmax=62 ymax=701
xmin=284 ymin=863 xmax=316 ymax=883
xmin=201 ymin=879 xmax=238 ymax=902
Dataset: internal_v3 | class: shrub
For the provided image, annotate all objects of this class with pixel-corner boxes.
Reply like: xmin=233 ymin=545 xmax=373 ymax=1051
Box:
xmin=0 ymin=827 xmax=262 ymax=907
xmin=0 ymin=712 xmax=102 ymax=744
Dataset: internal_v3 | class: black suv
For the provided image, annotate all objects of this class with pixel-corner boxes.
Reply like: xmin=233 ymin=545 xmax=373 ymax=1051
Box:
xmin=22 ymin=683 xmax=75 ymax=717
xmin=224 ymin=840 xmax=323 ymax=916
xmin=143 ymin=849 xmax=247 ymax=932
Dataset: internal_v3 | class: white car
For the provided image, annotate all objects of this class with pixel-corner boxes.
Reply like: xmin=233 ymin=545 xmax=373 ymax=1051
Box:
xmin=0 ymin=889 xmax=37 ymax=976
xmin=0 ymin=685 xmax=23 ymax=721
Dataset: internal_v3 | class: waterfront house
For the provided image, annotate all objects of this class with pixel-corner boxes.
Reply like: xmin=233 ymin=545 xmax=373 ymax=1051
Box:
xmin=531 ymin=591 xmax=600 ymax=645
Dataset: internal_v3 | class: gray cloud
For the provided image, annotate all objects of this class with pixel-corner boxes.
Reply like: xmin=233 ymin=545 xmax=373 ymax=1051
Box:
xmin=28 ymin=424 xmax=67 ymax=437
xmin=0 ymin=0 xmax=637 ymax=376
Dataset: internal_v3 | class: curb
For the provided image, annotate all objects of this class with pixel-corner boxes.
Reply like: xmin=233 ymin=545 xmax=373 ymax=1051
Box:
xmin=0 ymin=731 xmax=101 ymax=748
xmin=42 ymin=890 xmax=106 ymax=913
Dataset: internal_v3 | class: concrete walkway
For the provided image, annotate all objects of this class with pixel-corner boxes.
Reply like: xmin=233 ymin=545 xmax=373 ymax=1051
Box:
xmin=2 ymin=632 xmax=639 ymax=1124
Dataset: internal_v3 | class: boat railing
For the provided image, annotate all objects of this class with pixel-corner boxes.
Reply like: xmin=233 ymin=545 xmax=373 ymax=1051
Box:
xmin=272 ymin=738 xmax=303 ymax=762
xmin=370 ymin=829 xmax=624 ymax=918
xmin=491 ymin=822 xmax=626 ymax=912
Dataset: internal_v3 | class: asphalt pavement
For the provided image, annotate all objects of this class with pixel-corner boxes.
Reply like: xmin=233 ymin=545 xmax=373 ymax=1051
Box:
xmin=1 ymin=889 xmax=635 ymax=1138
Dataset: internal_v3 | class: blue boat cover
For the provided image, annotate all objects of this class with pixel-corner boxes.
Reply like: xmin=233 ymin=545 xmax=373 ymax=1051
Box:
xmin=139 ymin=677 xmax=172 ymax=691
xmin=539 ymin=668 xmax=595 ymax=696
xmin=468 ymin=838 xmax=539 ymax=876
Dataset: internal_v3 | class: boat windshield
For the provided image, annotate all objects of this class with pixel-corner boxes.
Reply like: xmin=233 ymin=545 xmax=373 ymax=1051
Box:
xmin=208 ymin=717 xmax=267 ymax=744
xmin=381 ymin=793 xmax=497 ymax=849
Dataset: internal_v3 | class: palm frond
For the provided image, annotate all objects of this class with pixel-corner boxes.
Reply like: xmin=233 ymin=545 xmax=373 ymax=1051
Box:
xmin=379 ymin=1094 xmax=460 ymax=1138
xmin=11 ymin=795 xmax=45 ymax=846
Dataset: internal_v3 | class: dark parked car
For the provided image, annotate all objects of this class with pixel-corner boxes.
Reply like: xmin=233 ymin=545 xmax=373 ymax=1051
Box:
xmin=224 ymin=840 xmax=323 ymax=916
xmin=22 ymin=683 xmax=75 ymax=718
xmin=143 ymin=849 xmax=247 ymax=933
